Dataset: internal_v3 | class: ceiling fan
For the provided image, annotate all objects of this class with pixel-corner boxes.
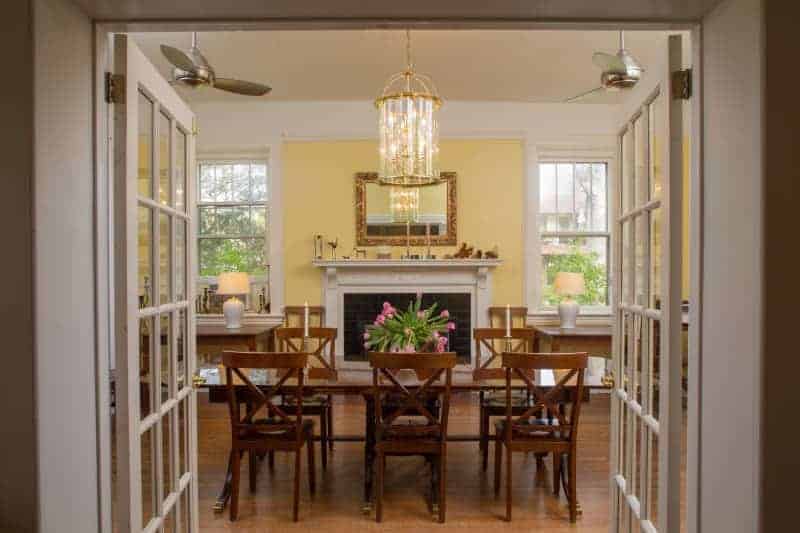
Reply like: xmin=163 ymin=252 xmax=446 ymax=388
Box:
xmin=160 ymin=32 xmax=272 ymax=96
xmin=565 ymin=31 xmax=643 ymax=103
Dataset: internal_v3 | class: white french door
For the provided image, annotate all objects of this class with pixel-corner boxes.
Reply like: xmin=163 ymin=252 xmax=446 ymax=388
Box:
xmin=113 ymin=34 xmax=199 ymax=533
xmin=611 ymin=35 xmax=684 ymax=533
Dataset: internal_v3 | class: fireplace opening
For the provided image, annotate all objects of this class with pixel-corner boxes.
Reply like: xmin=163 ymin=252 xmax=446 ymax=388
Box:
xmin=343 ymin=293 xmax=471 ymax=363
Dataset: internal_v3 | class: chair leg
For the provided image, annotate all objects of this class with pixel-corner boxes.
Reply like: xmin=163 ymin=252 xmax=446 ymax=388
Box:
xmin=319 ymin=411 xmax=328 ymax=470
xmin=505 ymin=444 xmax=513 ymax=522
xmin=293 ymin=449 xmax=302 ymax=522
xmin=480 ymin=407 xmax=489 ymax=471
xmin=438 ymin=451 xmax=446 ymax=523
xmin=268 ymin=451 xmax=275 ymax=471
xmin=327 ymin=397 xmax=334 ymax=451
xmin=494 ymin=439 xmax=502 ymax=496
xmin=568 ymin=451 xmax=578 ymax=523
xmin=375 ymin=452 xmax=384 ymax=523
xmin=307 ymin=438 xmax=316 ymax=495
xmin=553 ymin=452 xmax=562 ymax=497
xmin=230 ymin=450 xmax=241 ymax=522
xmin=249 ymin=450 xmax=257 ymax=493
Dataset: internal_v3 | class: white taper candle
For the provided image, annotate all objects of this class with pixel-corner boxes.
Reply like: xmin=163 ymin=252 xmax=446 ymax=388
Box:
xmin=304 ymin=301 xmax=310 ymax=338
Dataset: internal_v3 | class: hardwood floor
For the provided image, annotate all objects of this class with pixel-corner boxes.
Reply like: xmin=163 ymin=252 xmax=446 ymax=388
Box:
xmin=197 ymin=391 xmax=612 ymax=532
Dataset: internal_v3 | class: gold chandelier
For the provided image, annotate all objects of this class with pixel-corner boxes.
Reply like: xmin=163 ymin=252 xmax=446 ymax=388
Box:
xmin=389 ymin=187 xmax=420 ymax=223
xmin=375 ymin=30 xmax=442 ymax=187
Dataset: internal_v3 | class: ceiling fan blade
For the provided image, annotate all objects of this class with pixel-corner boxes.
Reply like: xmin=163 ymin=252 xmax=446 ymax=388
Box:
xmin=213 ymin=78 xmax=272 ymax=96
xmin=564 ymin=86 xmax=606 ymax=103
xmin=161 ymin=45 xmax=196 ymax=72
xmin=592 ymin=52 xmax=626 ymax=73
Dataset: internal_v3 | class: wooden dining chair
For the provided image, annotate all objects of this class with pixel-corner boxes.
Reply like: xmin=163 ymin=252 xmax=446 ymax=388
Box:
xmin=283 ymin=305 xmax=326 ymax=328
xmin=274 ymin=326 xmax=338 ymax=466
xmin=488 ymin=306 xmax=529 ymax=330
xmin=493 ymin=352 xmax=588 ymax=522
xmin=222 ymin=351 xmax=316 ymax=522
xmin=369 ymin=352 xmax=457 ymax=523
xmin=473 ymin=328 xmax=536 ymax=471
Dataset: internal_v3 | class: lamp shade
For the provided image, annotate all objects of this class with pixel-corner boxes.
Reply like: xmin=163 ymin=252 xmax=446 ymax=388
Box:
xmin=553 ymin=272 xmax=585 ymax=297
xmin=216 ymin=272 xmax=250 ymax=295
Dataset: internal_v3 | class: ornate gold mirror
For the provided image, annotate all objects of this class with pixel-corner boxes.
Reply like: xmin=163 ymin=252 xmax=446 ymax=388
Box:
xmin=355 ymin=172 xmax=457 ymax=246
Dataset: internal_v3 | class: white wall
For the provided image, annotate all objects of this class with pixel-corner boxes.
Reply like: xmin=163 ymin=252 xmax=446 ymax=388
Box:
xmin=33 ymin=0 xmax=98 ymax=531
xmin=193 ymin=100 xmax=619 ymax=148
xmin=701 ymin=0 xmax=763 ymax=531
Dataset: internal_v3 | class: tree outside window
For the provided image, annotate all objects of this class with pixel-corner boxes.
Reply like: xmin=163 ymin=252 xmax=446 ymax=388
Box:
xmin=539 ymin=162 xmax=609 ymax=309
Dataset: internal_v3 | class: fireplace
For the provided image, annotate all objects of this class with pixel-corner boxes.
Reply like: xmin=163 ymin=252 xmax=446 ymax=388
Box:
xmin=313 ymin=258 xmax=502 ymax=367
xmin=343 ymin=293 xmax=471 ymax=363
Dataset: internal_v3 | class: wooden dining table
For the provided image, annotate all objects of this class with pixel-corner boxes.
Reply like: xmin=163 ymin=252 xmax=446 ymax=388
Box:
xmin=199 ymin=369 xmax=600 ymax=513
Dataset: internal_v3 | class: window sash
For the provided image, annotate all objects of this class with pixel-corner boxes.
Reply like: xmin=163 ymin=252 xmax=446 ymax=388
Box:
xmin=197 ymin=160 xmax=269 ymax=277
xmin=539 ymin=161 xmax=609 ymax=233
xmin=537 ymin=160 xmax=612 ymax=314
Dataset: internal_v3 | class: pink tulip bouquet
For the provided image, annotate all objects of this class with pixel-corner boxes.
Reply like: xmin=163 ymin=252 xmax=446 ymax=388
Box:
xmin=364 ymin=299 xmax=455 ymax=353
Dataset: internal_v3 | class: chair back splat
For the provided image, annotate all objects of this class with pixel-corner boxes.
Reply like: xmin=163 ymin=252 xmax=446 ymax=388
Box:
xmin=222 ymin=351 xmax=307 ymax=443
xmin=473 ymin=328 xmax=535 ymax=381
xmin=368 ymin=351 xmax=457 ymax=523
xmin=494 ymin=351 xmax=588 ymax=523
xmin=221 ymin=351 xmax=316 ymax=522
xmin=275 ymin=326 xmax=337 ymax=380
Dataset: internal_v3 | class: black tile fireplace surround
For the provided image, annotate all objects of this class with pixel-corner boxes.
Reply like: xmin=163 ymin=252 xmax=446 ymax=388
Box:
xmin=343 ymin=292 xmax=471 ymax=363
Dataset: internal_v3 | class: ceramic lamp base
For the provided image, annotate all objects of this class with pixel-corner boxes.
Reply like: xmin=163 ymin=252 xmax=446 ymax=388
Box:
xmin=558 ymin=300 xmax=579 ymax=329
xmin=223 ymin=296 xmax=244 ymax=329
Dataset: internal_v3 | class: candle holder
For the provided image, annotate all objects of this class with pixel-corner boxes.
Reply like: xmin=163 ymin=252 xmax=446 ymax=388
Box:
xmin=504 ymin=336 xmax=514 ymax=353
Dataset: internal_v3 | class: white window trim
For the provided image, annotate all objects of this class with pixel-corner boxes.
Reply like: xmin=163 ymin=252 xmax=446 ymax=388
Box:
xmin=196 ymin=145 xmax=284 ymax=319
xmin=525 ymin=144 xmax=617 ymax=323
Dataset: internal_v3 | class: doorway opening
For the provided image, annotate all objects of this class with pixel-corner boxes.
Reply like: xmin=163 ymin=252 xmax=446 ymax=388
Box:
xmin=100 ymin=25 xmax=697 ymax=532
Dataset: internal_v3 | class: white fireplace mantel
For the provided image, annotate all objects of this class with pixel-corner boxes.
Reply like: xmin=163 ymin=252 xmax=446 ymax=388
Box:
xmin=312 ymin=259 xmax=502 ymax=367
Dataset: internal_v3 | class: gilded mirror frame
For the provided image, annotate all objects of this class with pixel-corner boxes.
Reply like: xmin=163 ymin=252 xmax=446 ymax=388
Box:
xmin=355 ymin=172 xmax=457 ymax=246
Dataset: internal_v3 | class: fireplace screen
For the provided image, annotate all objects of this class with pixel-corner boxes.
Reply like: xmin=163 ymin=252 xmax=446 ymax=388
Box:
xmin=343 ymin=292 xmax=471 ymax=363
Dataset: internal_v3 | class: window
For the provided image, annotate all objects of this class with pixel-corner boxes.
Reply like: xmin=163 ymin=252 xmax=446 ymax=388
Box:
xmin=538 ymin=161 xmax=609 ymax=311
xmin=197 ymin=160 xmax=268 ymax=277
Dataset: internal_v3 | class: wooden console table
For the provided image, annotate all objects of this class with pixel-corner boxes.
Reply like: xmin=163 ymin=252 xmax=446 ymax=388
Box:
xmin=532 ymin=325 xmax=613 ymax=358
xmin=196 ymin=323 xmax=277 ymax=365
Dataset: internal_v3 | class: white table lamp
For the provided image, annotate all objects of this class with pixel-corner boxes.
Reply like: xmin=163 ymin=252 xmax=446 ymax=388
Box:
xmin=554 ymin=272 xmax=585 ymax=329
xmin=217 ymin=272 xmax=250 ymax=329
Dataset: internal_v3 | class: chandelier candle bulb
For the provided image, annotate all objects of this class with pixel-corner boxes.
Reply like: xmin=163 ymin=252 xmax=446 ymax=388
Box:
xmin=505 ymin=304 xmax=511 ymax=338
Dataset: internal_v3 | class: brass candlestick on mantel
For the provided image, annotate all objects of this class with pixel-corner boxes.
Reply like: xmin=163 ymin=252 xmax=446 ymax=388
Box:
xmin=425 ymin=222 xmax=433 ymax=259
xmin=327 ymin=238 xmax=339 ymax=260
xmin=313 ymin=235 xmax=324 ymax=260
xmin=405 ymin=219 xmax=411 ymax=259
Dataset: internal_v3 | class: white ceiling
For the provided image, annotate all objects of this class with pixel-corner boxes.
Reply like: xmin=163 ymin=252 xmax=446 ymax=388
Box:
xmin=132 ymin=30 xmax=671 ymax=105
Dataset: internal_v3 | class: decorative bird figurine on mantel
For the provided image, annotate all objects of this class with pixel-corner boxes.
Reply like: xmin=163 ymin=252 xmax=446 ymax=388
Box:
xmin=327 ymin=238 xmax=339 ymax=260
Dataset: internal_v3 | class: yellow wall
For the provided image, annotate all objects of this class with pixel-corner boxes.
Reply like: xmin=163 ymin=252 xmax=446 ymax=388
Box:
xmin=283 ymin=139 xmax=524 ymax=306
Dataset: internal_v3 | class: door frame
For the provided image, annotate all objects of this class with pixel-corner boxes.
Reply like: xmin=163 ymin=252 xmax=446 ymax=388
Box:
xmin=93 ymin=20 xmax=703 ymax=533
